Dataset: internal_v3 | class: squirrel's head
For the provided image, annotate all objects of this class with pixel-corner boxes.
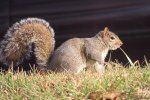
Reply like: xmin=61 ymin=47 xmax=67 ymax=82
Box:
xmin=96 ymin=27 xmax=123 ymax=50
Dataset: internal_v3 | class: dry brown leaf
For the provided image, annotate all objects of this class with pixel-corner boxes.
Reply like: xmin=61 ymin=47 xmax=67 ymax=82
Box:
xmin=88 ymin=91 xmax=102 ymax=100
xmin=102 ymin=92 xmax=126 ymax=100
xmin=40 ymin=80 xmax=55 ymax=90
xmin=87 ymin=91 xmax=126 ymax=100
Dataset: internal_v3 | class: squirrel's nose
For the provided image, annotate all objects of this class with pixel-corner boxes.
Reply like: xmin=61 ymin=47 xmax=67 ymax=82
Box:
xmin=116 ymin=40 xmax=123 ymax=47
xmin=119 ymin=41 xmax=123 ymax=46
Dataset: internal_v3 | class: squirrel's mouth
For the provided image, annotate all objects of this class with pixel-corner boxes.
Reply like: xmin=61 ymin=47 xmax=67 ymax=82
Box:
xmin=110 ymin=45 xmax=122 ymax=50
xmin=110 ymin=41 xmax=123 ymax=50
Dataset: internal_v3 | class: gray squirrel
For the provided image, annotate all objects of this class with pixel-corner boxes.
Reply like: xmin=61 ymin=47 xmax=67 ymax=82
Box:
xmin=48 ymin=27 xmax=123 ymax=74
xmin=0 ymin=18 xmax=122 ymax=74
xmin=0 ymin=18 xmax=55 ymax=71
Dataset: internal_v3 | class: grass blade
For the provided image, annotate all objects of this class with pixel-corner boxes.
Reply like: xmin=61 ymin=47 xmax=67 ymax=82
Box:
xmin=120 ymin=48 xmax=134 ymax=66
xmin=144 ymin=55 xmax=149 ymax=67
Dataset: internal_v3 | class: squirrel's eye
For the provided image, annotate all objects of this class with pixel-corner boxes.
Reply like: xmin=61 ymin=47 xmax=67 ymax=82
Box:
xmin=110 ymin=36 xmax=115 ymax=40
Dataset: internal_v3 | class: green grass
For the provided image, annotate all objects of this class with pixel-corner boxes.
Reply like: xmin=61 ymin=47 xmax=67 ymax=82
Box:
xmin=0 ymin=64 xmax=150 ymax=100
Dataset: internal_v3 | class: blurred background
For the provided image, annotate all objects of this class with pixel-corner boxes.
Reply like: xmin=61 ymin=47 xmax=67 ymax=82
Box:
xmin=0 ymin=0 xmax=150 ymax=64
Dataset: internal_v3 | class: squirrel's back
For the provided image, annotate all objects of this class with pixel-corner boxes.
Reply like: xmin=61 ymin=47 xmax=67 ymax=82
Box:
xmin=0 ymin=18 xmax=55 ymax=70
xmin=48 ymin=38 xmax=86 ymax=72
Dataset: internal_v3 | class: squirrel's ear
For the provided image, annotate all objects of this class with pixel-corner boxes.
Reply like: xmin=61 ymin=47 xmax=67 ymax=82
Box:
xmin=103 ymin=27 xmax=109 ymax=35
xmin=101 ymin=27 xmax=109 ymax=38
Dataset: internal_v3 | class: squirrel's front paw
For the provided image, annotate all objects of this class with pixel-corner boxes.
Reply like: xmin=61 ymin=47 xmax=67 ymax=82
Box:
xmin=95 ymin=62 xmax=105 ymax=74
